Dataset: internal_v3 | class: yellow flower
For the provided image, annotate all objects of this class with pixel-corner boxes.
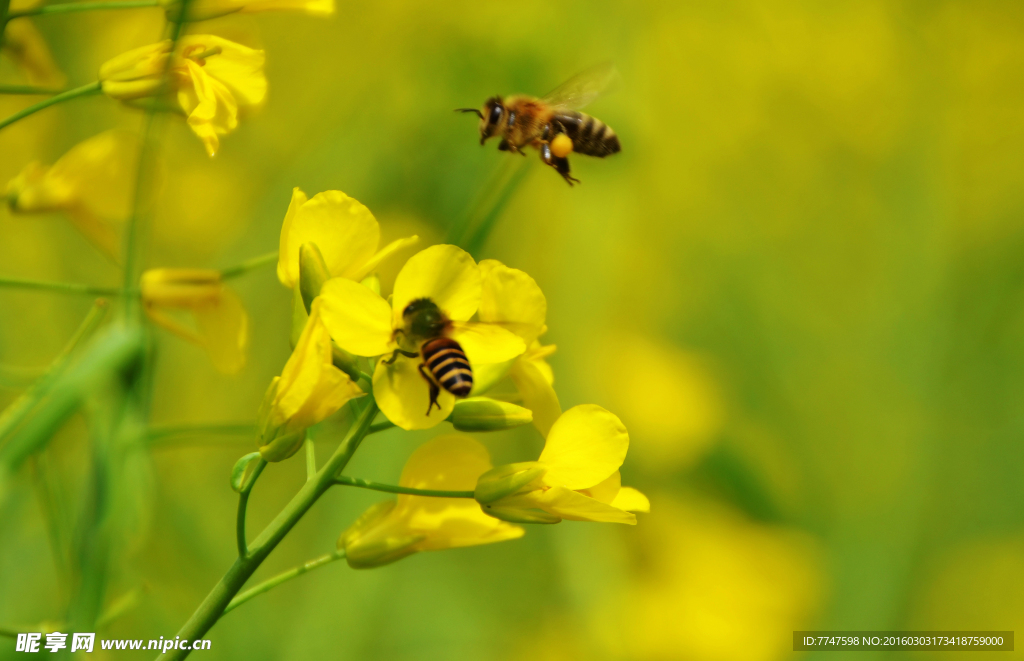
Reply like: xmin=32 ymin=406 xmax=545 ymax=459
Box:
xmin=474 ymin=259 xmax=562 ymax=435
xmin=99 ymin=35 xmax=266 ymax=157
xmin=476 ymin=405 xmax=650 ymax=525
xmin=6 ymin=130 xmax=137 ymax=260
xmin=276 ymin=188 xmax=418 ymax=289
xmin=318 ymin=245 xmax=526 ymax=430
xmin=141 ymin=268 xmax=249 ymax=374
xmin=2 ymin=0 xmax=66 ymax=87
xmin=257 ymin=298 xmax=364 ymax=461
xmin=169 ymin=0 xmax=333 ymax=20
xmin=339 ymin=435 xmax=524 ymax=568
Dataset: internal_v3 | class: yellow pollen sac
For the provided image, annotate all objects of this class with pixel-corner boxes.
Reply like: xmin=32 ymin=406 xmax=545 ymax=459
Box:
xmin=551 ymin=134 xmax=573 ymax=159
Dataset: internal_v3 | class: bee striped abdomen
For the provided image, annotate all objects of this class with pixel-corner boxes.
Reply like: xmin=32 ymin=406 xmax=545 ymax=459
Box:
xmin=421 ymin=337 xmax=473 ymax=397
xmin=556 ymin=111 xmax=621 ymax=157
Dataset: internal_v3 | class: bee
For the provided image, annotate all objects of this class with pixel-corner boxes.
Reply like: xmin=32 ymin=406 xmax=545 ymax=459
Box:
xmin=385 ymin=297 xmax=473 ymax=414
xmin=457 ymin=63 xmax=621 ymax=185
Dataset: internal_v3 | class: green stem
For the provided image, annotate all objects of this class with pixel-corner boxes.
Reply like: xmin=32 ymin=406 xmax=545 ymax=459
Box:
xmin=368 ymin=419 xmax=395 ymax=434
xmin=0 ymin=85 xmax=68 ymax=95
xmin=304 ymin=437 xmax=316 ymax=481
xmin=8 ymin=0 xmax=159 ymax=16
xmin=147 ymin=422 xmax=254 ymax=446
xmin=0 ymin=275 xmax=121 ymax=297
xmin=219 ymin=251 xmax=277 ymax=280
xmin=236 ymin=458 xmax=266 ymax=558
xmin=0 ymin=300 xmax=108 ymax=445
xmin=222 ymin=549 xmax=345 ymax=615
xmin=333 ymin=475 xmax=475 ymax=499
xmin=156 ymin=400 xmax=378 ymax=661
xmin=0 ymin=81 xmax=102 ymax=132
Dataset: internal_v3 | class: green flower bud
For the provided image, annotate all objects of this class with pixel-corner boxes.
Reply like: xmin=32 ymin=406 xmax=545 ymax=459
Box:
xmin=474 ymin=461 xmax=547 ymax=504
xmin=338 ymin=500 xmax=425 ymax=568
xmin=451 ymin=397 xmax=533 ymax=432
xmin=259 ymin=429 xmax=306 ymax=462
xmin=299 ymin=242 xmax=331 ymax=313
xmin=481 ymin=504 xmax=561 ymax=525
xmin=230 ymin=452 xmax=262 ymax=493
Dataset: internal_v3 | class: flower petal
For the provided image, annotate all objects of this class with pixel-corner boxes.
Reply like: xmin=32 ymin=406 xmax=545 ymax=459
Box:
xmin=351 ymin=235 xmax=420 ymax=282
xmin=193 ymin=285 xmax=249 ymax=374
xmin=319 ymin=277 xmax=394 ymax=357
xmin=611 ymin=487 xmax=650 ymax=513
xmin=449 ymin=322 xmax=525 ymax=366
xmin=392 ymin=245 xmax=480 ymax=326
xmin=181 ymin=35 xmax=266 ymax=107
xmin=509 ymin=355 xmax=561 ymax=437
xmin=277 ymin=187 xmax=309 ymax=286
xmin=278 ymin=190 xmax=380 ymax=288
xmin=527 ymin=486 xmax=636 ymax=524
xmin=179 ymin=60 xmax=237 ymax=157
xmin=50 ymin=130 xmax=139 ymax=222
xmin=373 ymin=354 xmax=454 ymax=430
xmin=584 ymin=471 xmax=621 ymax=505
xmin=539 ymin=404 xmax=628 ymax=490
xmin=478 ymin=259 xmax=547 ymax=344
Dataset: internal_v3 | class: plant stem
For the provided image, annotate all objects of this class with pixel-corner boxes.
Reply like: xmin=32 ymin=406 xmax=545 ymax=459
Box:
xmin=333 ymin=475 xmax=475 ymax=499
xmin=368 ymin=419 xmax=395 ymax=434
xmin=235 ymin=458 xmax=266 ymax=558
xmin=0 ymin=81 xmax=102 ymax=132
xmin=0 ymin=300 xmax=109 ymax=445
xmin=0 ymin=275 xmax=122 ymax=296
xmin=304 ymin=437 xmax=316 ymax=481
xmin=147 ymin=422 xmax=254 ymax=446
xmin=156 ymin=401 xmax=378 ymax=661
xmin=0 ymin=85 xmax=67 ymax=95
xmin=222 ymin=549 xmax=346 ymax=615
xmin=7 ymin=0 xmax=160 ymax=17
xmin=219 ymin=251 xmax=277 ymax=280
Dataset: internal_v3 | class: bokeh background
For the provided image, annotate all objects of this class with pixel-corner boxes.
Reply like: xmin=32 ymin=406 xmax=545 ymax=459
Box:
xmin=3 ymin=0 xmax=1024 ymax=659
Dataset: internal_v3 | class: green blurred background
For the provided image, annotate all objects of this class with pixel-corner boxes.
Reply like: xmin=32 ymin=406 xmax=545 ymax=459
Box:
xmin=3 ymin=0 xmax=1024 ymax=659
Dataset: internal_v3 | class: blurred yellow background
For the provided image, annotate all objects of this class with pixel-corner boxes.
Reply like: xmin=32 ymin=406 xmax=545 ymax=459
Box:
xmin=3 ymin=0 xmax=1024 ymax=659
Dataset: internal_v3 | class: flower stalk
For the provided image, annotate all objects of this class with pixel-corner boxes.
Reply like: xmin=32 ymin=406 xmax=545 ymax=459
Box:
xmin=333 ymin=475 xmax=476 ymax=499
xmin=0 ymin=81 xmax=102 ymax=132
xmin=7 ymin=0 xmax=160 ymax=17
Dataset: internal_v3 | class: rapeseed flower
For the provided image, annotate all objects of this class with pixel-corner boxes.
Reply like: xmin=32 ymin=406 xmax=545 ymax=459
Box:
xmin=99 ymin=35 xmax=266 ymax=156
xmin=474 ymin=259 xmax=561 ymax=435
xmin=6 ymin=130 xmax=137 ymax=260
xmin=257 ymin=298 xmax=364 ymax=461
xmin=339 ymin=435 xmax=524 ymax=568
xmin=141 ymin=268 xmax=249 ymax=374
xmin=276 ymin=188 xmax=417 ymax=290
xmin=2 ymin=0 xmax=66 ymax=87
xmin=169 ymin=0 xmax=333 ymax=21
xmin=476 ymin=405 xmax=649 ymax=524
xmin=318 ymin=244 xmax=525 ymax=430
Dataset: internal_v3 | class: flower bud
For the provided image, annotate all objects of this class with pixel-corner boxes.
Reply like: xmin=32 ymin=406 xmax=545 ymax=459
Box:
xmin=299 ymin=242 xmax=331 ymax=313
xmin=98 ymin=41 xmax=171 ymax=100
xmin=337 ymin=501 xmax=424 ymax=569
xmin=256 ymin=376 xmax=309 ymax=461
xmin=474 ymin=461 xmax=546 ymax=504
xmin=451 ymin=397 xmax=533 ymax=432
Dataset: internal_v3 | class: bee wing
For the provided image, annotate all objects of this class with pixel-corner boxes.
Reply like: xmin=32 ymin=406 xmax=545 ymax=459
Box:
xmin=541 ymin=62 xmax=620 ymax=111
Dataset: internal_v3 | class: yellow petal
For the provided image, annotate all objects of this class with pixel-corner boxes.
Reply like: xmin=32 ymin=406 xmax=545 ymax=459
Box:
xmin=509 ymin=356 xmax=561 ymax=437
xmin=276 ymin=188 xmax=309 ymax=286
xmin=179 ymin=60 xmax=237 ymax=157
xmin=1 ymin=18 xmax=66 ymax=87
xmin=539 ymin=404 xmax=628 ymax=490
xmin=193 ymin=285 xmax=249 ymax=374
xmin=611 ymin=486 xmax=650 ymax=513
xmin=50 ymin=130 xmax=139 ymax=221
xmin=179 ymin=35 xmax=266 ymax=106
xmin=396 ymin=435 xmax=525 ymax=551
xmin=277 ymin=190 xmax=380 ymax=288
xmin=478 ymin=259 xmax=547 ymax=344
xmin=585 ymin=471 xmax=621 ymax=505
xmin=449 ymin=322 xmax=525 ymax=365
xmin=275 ymin=299 xmax=361 ymax=430
xmin=392 ymin=245 xmax=480 ymax=327
xmin=98 ymin=41 xmax=170 ymax=88
xmin=526 ymin=486 xmax=636 ymax=524
xmin=238 ymin=0 xmax=334 ymax=15
xmin=318 ymin=277 xmax=394 ymax=357
xmin=352 ymin=235 xmax=420 ymax=282
xmin=372 ymin=354 xmax=453 ymax=430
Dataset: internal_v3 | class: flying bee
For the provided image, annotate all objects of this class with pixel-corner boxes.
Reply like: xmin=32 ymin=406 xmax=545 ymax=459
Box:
xmin=457 ymin=63 xmax=621 ymax=185
xmin=384 ymin=297 xmax=473 ymax=415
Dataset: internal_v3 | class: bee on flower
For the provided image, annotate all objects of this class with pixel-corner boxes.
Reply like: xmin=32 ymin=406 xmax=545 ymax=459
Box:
xmin=317 ymin=244 xmax=526 ymax=430
xmin=99 ymin=35 xmax=266 ymax=157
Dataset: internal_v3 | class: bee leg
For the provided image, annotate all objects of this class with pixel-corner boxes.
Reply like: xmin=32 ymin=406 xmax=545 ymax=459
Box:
xmin=382 ymin=348 xmax=419 ymax=365
xmin=541 ymin=143 xmax=580 ymax=186
xmin=418 ymin=363 xmax=442 ymax=415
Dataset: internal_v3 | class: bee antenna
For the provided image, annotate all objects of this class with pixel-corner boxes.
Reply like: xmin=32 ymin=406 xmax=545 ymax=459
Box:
xmin=455 ymin=108 xmax=484 ymax=120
